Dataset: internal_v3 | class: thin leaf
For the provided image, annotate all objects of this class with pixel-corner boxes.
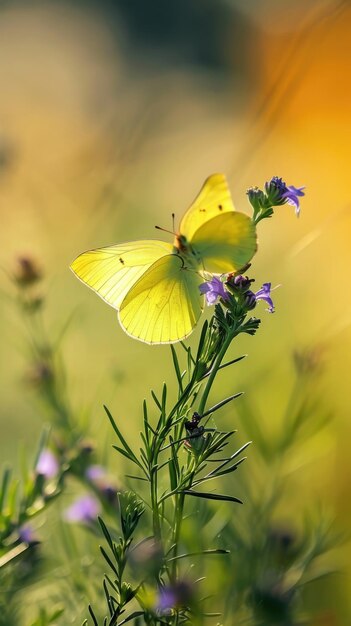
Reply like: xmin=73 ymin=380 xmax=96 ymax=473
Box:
xmin=202 ymin=392 xmax=243 ymax=418
xmin=88 ymin=606 xmax=99 ymax=626
xmin=194 ymin=458 xmax=246 ymax=486
xmin=118 ymin=612 xmax=145 ymax=625
xmin=103 ymin=578 xmax=113 ymax=613
xmin=142 ymin=400 xmax=150 ymax=444
xmin=98 ymin=517 xmax=114 ymax=551
xmin=206 ymin=442 xmax=251 ymax=477
xmin=161 ymin=383 xmax=167 ymax=415
xmin=170 ymin=345 xmax=183 ymax=392
xmin=180 ymin=341 xmax=195 ymax=364
xmin=208 ymin=456 xmax=246 ymax=478
xmin=112 ymin=446 xmax=140 ymax=466
xmin=168 ymin=459 xmax=177 ymax=492
xmin=0 ymin=466 xmax=11 ymax=513
xmin=195 ymin=320 xmax=209 ymax=362
xmin=104 ymin=406 xmax=141 ymax=468
xmin=180 ymin=490 xmax=243 ymax=504
xmin=0 ymin=542 xmax=30 ymax=568
xmin=125 ymin=474 xmax=149 ymax=482
xmin=100 ymin=546 xmax=119 ymax=577
xmin=167 ymin=548 xmax=229 ymax=562
xmin=201 ymin=355 xmax=247 ymax=380
xmin=151 ymin=390 xmax=162 ymax=412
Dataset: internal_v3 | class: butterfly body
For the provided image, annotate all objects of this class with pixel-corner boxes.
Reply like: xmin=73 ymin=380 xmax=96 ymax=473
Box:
xmin=71 ymin=174 xmax=257 ymax=344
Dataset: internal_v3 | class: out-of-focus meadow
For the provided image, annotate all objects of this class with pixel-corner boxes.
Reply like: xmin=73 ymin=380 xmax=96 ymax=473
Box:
xmin=1 ymin=0 xmax=350 ymax=623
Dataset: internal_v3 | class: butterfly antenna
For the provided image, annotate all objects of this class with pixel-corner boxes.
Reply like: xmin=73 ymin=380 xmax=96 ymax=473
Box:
xmin=155 ymin=225 xmax=176 ymax=236
xmin=155 ymin=212 xmax=177 ymax=236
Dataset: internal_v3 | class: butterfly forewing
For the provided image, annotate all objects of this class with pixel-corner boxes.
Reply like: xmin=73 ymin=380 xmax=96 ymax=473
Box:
xmin=70 ymin=240 xmax=173 ymax=310
xmin=118 ymin=255 xmax=203 ymax=344
xmin=179 ymin=174 xmax=235 ymax=242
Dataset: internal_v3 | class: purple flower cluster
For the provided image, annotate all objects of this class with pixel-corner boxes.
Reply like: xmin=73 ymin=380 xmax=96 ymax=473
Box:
xmin=199 ymin=276 xmax=275 ymax=312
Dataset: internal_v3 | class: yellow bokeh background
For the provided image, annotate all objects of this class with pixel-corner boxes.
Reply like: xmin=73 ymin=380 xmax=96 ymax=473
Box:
xmin=0 ymin=0 xmax=350 ymax=623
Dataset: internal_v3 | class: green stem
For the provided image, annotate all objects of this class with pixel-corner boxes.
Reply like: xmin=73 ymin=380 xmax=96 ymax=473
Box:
xmin=168 ymin=325 xmax=243 ymax=586
xmin=198 ymin=327 xmax=238 ymax=416
xmin=170 ymin=491 xmax=186 ymax=581
xmin=150 ymin=468 xmax=162 ymax=542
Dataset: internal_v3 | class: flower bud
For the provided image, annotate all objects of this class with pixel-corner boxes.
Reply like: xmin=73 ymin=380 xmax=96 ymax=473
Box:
xmin=243 ymin=290 xmax=257 ymax=310
xmin=247 ymin=186 xmax=265 ymax=211
xmin=226 ymin=274 xmax=253 ymax=294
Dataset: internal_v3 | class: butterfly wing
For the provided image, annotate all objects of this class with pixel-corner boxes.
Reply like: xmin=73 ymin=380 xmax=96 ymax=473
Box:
xmin=118 ymin=254 xmax=203 ymax=344
xmin=70 ymin=240 xmax=173 ymax=310
xmin=179 ymin=174 xmax=235 ymax=242
xmin=191 ymin=212 xmax=257 ymax=274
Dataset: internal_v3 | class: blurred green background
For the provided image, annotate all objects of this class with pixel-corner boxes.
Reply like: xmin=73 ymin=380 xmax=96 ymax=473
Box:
xmin=0 ymin=0 xmax=350 ymax=623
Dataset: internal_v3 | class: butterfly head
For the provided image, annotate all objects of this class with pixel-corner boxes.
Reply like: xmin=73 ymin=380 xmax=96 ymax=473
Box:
xmin=174 ymin=234 xmax=204 ymax=273
xmin=174 ymin=233 xmax=188 ymax=254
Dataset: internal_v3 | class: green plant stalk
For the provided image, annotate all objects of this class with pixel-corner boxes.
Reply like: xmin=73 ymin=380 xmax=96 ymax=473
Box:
xmin=151 ymin=466 xmax=162 ymax=543
xmin=198 ymin=324 xmax=240 ymax=416
xmin=168 ymin=323 xmax=242 ymax=588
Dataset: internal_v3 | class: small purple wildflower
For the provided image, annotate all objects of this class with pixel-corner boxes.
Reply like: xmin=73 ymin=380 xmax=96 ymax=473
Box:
xmin=157 ymin=581 xmax=194 ymax=613
xmin=64 ymin=495 xmax=100 ymax=524
xmin=19 ymin=524 xmax=37 ymax=544
xmin=85 ymin=465 xmax=105 ymax=481
xmin=282 ymin=185 xmax=305 ymax=216
xmin=158 ymin=587 xmax=177 ymax=611
xmin=36 ymin=449 xmax=59 ymax=479
xmin=199 ymin=276 xmax=229 ymax=305
xmin=265 ymin=176 xmax=305 ymax=216
xmin=255 ymin=283 xmax=275 ymax=313
xmin=86 ymin=465 xmax=118 ymax=504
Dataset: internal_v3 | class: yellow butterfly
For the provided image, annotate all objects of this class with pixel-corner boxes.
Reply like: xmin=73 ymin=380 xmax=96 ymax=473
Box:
xmin=70 ymin=174 xmax=257 ymax=344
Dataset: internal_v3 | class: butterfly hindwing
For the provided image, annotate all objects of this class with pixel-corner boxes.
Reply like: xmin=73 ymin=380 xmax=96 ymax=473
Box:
xmin=179 ymin=174 xmax=235 ymax=242
xmin=190 ymin=212 xmax=257 ymax=274
xmin=118 ymin=255 xmax=203 ymax=344
xmin=70 ymin=240 xmax=173 ymax=310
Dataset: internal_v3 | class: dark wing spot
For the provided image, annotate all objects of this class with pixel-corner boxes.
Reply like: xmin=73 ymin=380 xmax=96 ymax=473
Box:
xmin=119 ymin=257 xmax=125 ymax=265
xmin=218 ymin=204 xmax=223 ymax=211
xmin=199 ymin=208 xmax=206 ymax=212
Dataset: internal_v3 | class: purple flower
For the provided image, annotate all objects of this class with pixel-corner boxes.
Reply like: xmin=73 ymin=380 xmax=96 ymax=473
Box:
xmin=157 ymin=581 xmax=194 ymax=612
xmin=19 ymin=524 xmax=37 ymax=544
xmin=64 ymin=495 xmax=100 ymax=524
xmin=158 ymin=588 xmax=177 ymax=611
xmin=85 ymin=465 xmax=105 ymax=481
xmin=282 ymin=185 xmax=305 ymax=216
xmin=86 ymin=465 xmax=118 ymax=504
xmin=36 ymin=449 xmax=59 ymax=479
xmin=199 ymin=276 xmax=229 ymax=305
xmin=255 ymin=283 xmax=275 ymax=313
xmin=265 ymin=176 xmax=305 ymax=216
